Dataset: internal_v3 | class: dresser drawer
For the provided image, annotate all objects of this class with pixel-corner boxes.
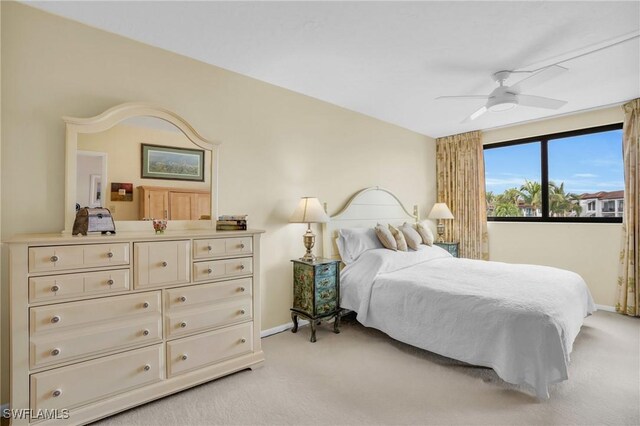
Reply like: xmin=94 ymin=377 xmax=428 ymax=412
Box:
xmin=166 ymin=296 xmax=252 ymax=338
xmin=193 ymin=237 xmax=253 ymax=259
xmin=29 ymin=269 xmax=130 ymax=303
xmin=29 ymin=243 xmax=130 ymax=273
xmin=30 ymin=291 xmax=161 ymax=335
xmin=134 ymin=240 xmax=190 ymax=289
xmin=165 ymin=278 xmax=252 ymax=311
xmin=30 ymin=344 xmax=164 ymax=411
xmin=30 ymin=316 xmax=162 ymax=369
xmin=167 ymin=322 xmax=253 ymax=377
xmin=193 ymin=257 xmax=252 ymax=282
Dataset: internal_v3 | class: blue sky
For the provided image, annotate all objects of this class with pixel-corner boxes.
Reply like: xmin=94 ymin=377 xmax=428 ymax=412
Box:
xmin=484 ymin=129 xmax=624 ymax=195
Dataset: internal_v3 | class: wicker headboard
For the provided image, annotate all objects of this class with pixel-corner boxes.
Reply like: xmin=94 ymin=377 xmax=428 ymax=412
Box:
xmin=321 ymin=186 xmax=418 ymax=260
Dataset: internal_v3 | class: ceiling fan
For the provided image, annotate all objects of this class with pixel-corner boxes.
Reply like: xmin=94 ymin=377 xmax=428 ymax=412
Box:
xmin=437 ymin=65 xmax=568 ymax=123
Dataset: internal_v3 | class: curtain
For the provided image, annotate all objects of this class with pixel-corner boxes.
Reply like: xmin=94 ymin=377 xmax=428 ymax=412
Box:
xmin=616 ymin=98 xmax=640 ymax=317
xmin=436 ymin=130 xmax=489 ymax=260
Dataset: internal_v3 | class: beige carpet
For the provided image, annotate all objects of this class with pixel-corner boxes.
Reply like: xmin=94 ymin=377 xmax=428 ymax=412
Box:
xmin=94 ymin=311 xmax=639 ymax=425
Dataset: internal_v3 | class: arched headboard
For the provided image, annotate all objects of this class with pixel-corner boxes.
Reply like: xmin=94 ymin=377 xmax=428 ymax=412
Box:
xmin=321 ymin=187 xmax=418 ymax=260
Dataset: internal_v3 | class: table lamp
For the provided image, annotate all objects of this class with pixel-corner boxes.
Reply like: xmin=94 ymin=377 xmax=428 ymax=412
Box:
xmin=289 ymin=197 xmax=330 ymax=262
xmin=428 ymin=202 xmax=454 ymax=243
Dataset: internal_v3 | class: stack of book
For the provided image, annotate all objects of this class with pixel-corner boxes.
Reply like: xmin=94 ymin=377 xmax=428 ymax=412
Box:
xmin=216 ymin=215 xmax=248 ymax=231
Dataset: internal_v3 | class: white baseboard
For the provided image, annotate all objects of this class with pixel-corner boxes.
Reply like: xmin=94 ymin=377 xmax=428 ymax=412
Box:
xmin=260 ymin=319 xmax=309 ymax=338
xmin=596 ymin=304 xmax=616 ymax=312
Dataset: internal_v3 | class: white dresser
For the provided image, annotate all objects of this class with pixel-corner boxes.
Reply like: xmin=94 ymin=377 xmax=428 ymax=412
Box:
xmin=6 ymin=229 xmax=264 ymax=425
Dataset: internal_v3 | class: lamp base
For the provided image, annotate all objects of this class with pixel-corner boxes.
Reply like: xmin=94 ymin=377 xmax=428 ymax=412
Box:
xmin=436 ymin=222 xmax=445 ymax=243
xmin=300 ymin=226 xmax=316 ymax=262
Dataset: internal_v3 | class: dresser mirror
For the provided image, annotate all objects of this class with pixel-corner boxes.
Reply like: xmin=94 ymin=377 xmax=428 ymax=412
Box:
xmin=64 ymin=103 xmax=219 ymax=233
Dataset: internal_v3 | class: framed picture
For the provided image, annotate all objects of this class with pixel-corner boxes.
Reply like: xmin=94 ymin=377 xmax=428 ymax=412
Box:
xmin=110 ymin=182 xmax=133 ymax=202
xmin=89 ymin=174 xmax=102 ymax=207
xmin=141 ymin=144 xmax=205 ymax=182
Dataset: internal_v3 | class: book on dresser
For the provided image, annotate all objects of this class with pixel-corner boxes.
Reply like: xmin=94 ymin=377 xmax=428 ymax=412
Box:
xmin=6 ymin=229 xmax=264 ymax=425
xmin=216 ymin=215 xmax=248 ymax=231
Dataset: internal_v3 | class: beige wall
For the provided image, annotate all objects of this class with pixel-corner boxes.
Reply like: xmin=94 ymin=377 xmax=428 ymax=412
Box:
xmin=483 ymin=106 xmax=625 ymax=309
xmin=79 ymin=123 xmax=212 ymax=220
xmin=0 ymin=2 xmax=435 ymax=405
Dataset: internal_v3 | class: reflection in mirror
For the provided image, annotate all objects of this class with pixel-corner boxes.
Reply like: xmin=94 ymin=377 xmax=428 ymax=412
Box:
xmin=76 ymin=116 xmax=212 ymax=221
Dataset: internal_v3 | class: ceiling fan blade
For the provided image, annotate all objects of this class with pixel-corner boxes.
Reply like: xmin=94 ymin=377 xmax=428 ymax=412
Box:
xmin=462 ymin=106 xmax=487 ymax=123
xmin=518 ymin=94 xmax=567 ymax=110
xmin=511 ymin=65 xmax=567 ymax=93
xmin=436 ymin=95 xmax=489 ymax=100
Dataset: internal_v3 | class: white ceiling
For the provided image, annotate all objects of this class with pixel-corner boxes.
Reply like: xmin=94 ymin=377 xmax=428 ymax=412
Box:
xmin=27 ymin=1 xmax=640 ymax=138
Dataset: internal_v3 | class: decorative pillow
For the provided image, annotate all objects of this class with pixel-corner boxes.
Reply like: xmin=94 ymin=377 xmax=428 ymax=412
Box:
xmin=388 ymin=225 xmax=408 ymax=251
xmin=400 ymin=222 xmax=423 ymax=250
xmin=415 ymin=221 xmax=434 ymax=246
xmin=374 ymin=224 xmax=397 ymax=251
xmin=337 ymin=228 xmax=384 ymax=264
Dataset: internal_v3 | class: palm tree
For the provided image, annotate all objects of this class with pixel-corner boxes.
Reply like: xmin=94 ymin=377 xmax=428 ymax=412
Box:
xmin=519 ymin=180 xmax=541 ymax=217
xmin=494 ymin=188 xmax=522 ymax=217
xmin=549 ymin=181 xmax=581 ymax=217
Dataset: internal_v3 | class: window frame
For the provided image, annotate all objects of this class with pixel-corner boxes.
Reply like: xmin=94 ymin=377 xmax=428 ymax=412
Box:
xmin=484 ymin=123 xmax=623 ymax=223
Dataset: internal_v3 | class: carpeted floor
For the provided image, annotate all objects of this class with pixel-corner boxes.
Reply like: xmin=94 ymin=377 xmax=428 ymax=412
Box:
xmin=94 ymin=311 xmax=639 ymax=425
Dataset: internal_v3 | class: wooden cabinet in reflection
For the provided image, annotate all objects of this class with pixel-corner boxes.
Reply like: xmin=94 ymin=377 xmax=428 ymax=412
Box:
xmin=139 ymin=186 xmax=211 ymax=220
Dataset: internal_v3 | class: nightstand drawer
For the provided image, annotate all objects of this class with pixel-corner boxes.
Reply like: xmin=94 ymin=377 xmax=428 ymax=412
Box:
xmin=315 ymin=262 xmax=337 ymax=278
xmin=434 ymin=242 xmax=459 ymax=258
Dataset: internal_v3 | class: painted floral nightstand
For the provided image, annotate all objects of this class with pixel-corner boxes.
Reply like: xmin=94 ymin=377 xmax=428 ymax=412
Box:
xmin=291 ymin=258 xmax=341 ymax=342
xmin=434 ymin=242 xmax=459 ymax=258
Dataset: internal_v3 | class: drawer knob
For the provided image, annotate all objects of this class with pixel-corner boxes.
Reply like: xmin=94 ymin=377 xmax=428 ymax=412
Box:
xmin=52 ymin=389 xmax=62 ymax=398
xmin=50 ymin=255 xmax=59 ymax=263
xmin=240 ymin=338 xmax=246 ymax=343
xmin=239 ymin=309 xmax=246 ymax=315
xmin=51 ymin=348 xmax=61 ymax=356
xmin=207 ymin=268 xmax=213 ymax=274
xmin=51 ymin=285 xmax=60 ymax=292
xmin=239 ymin=264 xmax=245 ymax=270
xmin=207 ymin=245 xmax=212 ymax=251
xmin=240 ymin=243 xmax=245 ymax=249
xmin=161 ymin=261 xmax=168 ymax=267
xmin=181 ymin=354 xmax=188 ymax=361
xmin=107 ymin=251 xmax=114 ymax=258
xmin=51 ymin=316 xmax=60 ymax=323
xmin=180 ymin=296 xmax=187 ymax=302
xmin=142 ymin=329 xmax=150 ymax=336
xmin=143 ymin=364 xmax=151 ymax=371
xmin=142 ymin=302 xmax=150 ymax=309
xmin=180 ymin=322 xmax=187 ymax=328
xmin=107 ymin=279 xmax=114 ymax=286
xmin=239 ymin=287 xmax=245 ymax=292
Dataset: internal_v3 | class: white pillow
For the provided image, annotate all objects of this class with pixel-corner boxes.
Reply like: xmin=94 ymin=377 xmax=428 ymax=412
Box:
xmin=415 ymin=221 xmax=435 ymax=246
xmin=400 ymin=222 xmax=423 ymax=250
xmin=337 ymin=228 xmax=384 ymax=264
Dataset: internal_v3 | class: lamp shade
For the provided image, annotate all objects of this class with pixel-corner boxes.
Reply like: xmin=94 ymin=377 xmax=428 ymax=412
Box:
xmin=289 ymin=197 xmax=330 ymax=224
xmin=428 ymin=203 xmax=454 ymax=220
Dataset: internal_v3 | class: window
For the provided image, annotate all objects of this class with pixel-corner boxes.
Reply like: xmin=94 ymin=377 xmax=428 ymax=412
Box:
xmin=484 ymin=123 xmax=623 ymax=222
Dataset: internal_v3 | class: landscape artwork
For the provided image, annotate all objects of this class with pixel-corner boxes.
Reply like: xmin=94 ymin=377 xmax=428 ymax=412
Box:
xmin=141 ymin=143 xmax=205 ymax=182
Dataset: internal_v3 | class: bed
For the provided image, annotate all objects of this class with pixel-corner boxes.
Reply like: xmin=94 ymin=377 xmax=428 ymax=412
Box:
xmin=322 ymin=187 xmax=596 ymax=399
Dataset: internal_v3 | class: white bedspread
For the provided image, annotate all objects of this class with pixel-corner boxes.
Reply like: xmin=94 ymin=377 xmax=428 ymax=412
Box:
xmin=340 ymin=246 xmax=596 ymax=398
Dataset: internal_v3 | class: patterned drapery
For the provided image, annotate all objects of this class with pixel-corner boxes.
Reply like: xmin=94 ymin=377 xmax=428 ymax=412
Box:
xmin=616 ymin=99 xmax=640 ymax=317
xmin=436 ymin=131 xmax=489 ymax=260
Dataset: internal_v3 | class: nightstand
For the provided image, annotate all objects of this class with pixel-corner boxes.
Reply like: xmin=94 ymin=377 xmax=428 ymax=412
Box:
xmin=434 ymin=242 xmax=459 ymax=258
xmin=291 ymin=258 xmax=341 ymax=342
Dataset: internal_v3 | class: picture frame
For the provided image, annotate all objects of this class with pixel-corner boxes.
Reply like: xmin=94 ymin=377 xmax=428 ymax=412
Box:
xmin=110 ymin=182 xmax=133 ymax=202
xmin=141 ymin=143 xmax=205 ymax=182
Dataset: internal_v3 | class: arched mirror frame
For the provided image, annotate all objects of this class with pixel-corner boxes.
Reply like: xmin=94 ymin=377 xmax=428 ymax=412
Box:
xmin=63 ymin=102 xmax=220 ymax=234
